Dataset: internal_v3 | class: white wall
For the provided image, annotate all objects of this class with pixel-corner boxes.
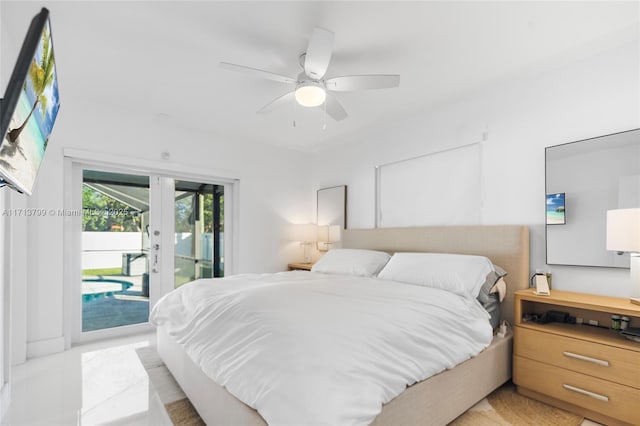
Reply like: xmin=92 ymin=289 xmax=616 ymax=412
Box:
xmin=0 ymin=191 xmax=5 ymax=419
xmin=312 ymin=40 xmax=639 ymax=298
xmin=0 ymin=12 xmax=9 ymax=415
xmin=0 ymin=10 xmax=27 ymax=412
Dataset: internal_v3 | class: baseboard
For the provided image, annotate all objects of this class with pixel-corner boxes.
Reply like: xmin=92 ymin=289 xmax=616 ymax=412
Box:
xmin=0 ymin=382 xmax=11 ymax=423
xmin=26 ymin=336 xmax=65 ymax=359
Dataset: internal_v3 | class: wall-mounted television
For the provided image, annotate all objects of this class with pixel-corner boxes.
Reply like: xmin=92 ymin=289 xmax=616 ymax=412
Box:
xmin=546 ymin=192 xmax=566 ymax=225
xmin=0 ymin=8 xmax=60 ymax=195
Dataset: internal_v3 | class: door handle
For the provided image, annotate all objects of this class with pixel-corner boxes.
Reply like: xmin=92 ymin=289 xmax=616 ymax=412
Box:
xmin=152 ymin=243 xmax=160 ymax=273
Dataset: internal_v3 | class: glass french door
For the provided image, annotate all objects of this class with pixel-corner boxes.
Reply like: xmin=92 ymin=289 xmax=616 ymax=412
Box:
xmin=173 ymin=181 xmax=225 ymax=288
xmin=72 ymin=164 xmax=227 ymax=342
xmin=81 ymin=169 xmax=152 ymax=333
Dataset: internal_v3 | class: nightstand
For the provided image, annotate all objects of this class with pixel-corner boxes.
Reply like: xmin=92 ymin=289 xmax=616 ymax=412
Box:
xmin=287 ymin=262 xmax=314 ymax=271
xmin=513 ymin=288 xmax=640 ymax=426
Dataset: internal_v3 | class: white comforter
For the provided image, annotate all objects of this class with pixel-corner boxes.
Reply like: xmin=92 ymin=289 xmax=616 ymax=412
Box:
xmin=150 ymin=272 xmax=493 ymax=426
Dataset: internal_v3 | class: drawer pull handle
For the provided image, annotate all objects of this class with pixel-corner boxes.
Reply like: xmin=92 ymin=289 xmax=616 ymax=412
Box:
xmin=562 ymin=351 xmax=609 ymax=367
xmin=562 ymin=384 xmax=609 ymax=402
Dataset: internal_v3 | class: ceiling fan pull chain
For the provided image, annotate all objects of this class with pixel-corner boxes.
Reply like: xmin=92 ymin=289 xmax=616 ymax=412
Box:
xmin=323 ymin=99 xmax=327 ymax=130
xmin=293 ymin=95 xmax=297 ymax=128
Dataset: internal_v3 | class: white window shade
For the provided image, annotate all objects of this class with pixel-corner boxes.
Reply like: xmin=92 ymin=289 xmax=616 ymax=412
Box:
xmin=377 ymin=143 xmax=482 ymax=227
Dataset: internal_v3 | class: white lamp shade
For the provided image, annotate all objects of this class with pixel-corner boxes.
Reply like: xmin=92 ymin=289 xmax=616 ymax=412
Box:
xmin=329 ymin=225 xmax=341 ymax=242
xmin=294 ymin=223 xmax=317 ymax=243
xmin=317 ymin=225 xmax=329 ymax=243
xmin=606 ymin=208 xmax=640 ymax=252
xmin=318 ymin=225 xmax=341 ymax=243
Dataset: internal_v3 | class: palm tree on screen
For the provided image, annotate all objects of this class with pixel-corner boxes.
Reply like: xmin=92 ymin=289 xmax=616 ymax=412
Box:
xmin=7 ymin=27 xmax=55 ymax=143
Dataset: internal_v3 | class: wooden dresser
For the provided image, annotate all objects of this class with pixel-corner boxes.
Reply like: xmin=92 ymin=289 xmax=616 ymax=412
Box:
xmin=513 ymin=289 xmax=640 ymax=426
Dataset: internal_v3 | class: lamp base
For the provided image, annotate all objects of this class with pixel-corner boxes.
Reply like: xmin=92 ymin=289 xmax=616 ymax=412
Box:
xmin=301 ymin=242 xmax=312 ymax=263
xmin=631 ymin=255 xmax=640 ymax=305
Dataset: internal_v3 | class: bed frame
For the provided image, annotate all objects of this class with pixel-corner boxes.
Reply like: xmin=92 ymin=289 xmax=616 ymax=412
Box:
xmin=157 ymin=225 xmax=530 ymax=425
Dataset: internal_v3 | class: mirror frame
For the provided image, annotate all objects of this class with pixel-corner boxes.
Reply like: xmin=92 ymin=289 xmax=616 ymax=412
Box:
xmin=545 ymin=128 xmax=640 ymax=268
xmin=317 ymin=185 xmax=347 ymax=230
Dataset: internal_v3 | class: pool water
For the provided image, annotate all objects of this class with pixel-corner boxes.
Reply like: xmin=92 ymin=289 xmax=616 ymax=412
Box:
xmin=82 ymin=278 xmax=134 ymax=302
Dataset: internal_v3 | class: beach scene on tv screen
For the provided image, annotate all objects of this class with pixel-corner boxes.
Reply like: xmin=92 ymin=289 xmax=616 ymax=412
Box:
xmin=0 ymin=20 xmax=59 ymax=193
xmin=546 ymin=193 xmax=566 ymax=224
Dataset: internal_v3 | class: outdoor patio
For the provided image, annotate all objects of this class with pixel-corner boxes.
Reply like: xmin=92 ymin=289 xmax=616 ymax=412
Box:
xmin=82 ymin=274 xmax=149 ymax=332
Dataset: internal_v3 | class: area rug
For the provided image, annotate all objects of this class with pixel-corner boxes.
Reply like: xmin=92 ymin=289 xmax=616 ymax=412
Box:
xmin=136 ymin=346 xmax=205 ymax=426
xmin=450 ymin=382 xmax=584 ymax=426
xmin=137 ymin=346 xmax=583 ymax=426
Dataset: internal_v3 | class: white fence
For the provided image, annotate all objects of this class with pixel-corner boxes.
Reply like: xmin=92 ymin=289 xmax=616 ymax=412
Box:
xmin=82 ymin=232 xmax=220 ymax=272
xmin=82 ymin=232 xmax=143 ymax=271
xmin=175 ymin=232 xmax=216 ymax=260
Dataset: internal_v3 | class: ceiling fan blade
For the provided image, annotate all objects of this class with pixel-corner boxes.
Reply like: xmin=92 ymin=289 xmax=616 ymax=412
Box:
xmin=220 ymin=62 xmax=297 ymax=84
xmin=320 ymin=94 xmax=348 ymax=121
xmin=325 ymin=75 xmax=400 ymax=91
xmin=257 ymin=91 xmax=296 ymax=115
xmin=304 ymin=27 xmax=334 ymax=80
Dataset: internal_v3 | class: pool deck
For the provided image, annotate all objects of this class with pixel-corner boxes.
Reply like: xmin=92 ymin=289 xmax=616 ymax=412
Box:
xmin=82 ymin=274 xmax=149 ymax=332
xmin=82 ymin=275 xmax=143 ymax=295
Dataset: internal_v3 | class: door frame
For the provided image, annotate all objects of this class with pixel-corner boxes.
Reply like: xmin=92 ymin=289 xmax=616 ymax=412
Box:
xmin=63 ymin=149 xmax=239 ymax=347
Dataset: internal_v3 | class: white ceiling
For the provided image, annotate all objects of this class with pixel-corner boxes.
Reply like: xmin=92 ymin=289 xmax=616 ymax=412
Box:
xmin=2 ymin=1 xmax=638 ymax=151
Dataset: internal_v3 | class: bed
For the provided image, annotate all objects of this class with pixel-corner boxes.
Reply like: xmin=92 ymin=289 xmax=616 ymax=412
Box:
xmin=153 ymin=225 xmax=529 ymax=425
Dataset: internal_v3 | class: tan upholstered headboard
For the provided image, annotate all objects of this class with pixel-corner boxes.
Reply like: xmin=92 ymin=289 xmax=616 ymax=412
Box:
xmin=342 ymin=225 xmax=530 ymax=325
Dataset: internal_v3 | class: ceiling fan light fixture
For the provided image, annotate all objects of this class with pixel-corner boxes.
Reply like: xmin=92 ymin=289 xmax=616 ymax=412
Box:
xmin=295 ymin=82 xmax=326 ymax=107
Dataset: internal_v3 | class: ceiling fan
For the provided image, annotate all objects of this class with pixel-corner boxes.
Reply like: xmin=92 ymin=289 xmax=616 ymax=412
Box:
xmin=220 ymin=27 xmax=400 ymax=122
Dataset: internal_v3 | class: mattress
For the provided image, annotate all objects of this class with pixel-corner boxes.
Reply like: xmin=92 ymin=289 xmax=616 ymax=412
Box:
xmin=150 ymin=271 xmax=493 ymax=425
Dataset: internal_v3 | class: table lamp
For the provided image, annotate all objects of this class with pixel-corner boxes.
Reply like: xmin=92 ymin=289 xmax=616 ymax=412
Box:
xmin=606 ymin=208 xmax=640 ymax=305
xmin=317 ymin=225 xmax=341 ymax=251
xmin=294 ymin=223 xmax=317 ymax=263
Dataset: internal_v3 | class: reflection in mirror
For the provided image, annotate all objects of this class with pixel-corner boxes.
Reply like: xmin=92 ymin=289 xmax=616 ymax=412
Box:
xmin=546 ymin=129 xmax=640 ymax=267
xmin=317 ymin=186 xmax=347 ymax=250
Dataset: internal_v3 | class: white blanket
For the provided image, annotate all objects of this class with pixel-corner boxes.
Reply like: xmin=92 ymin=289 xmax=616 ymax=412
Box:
xmin=150 ymin=272 xmax=493 ymax=426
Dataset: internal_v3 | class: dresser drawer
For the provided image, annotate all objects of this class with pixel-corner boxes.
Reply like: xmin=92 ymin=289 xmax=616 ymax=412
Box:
xmin=514 ymin=356 xmax=640 ymax=425
xmin=514 ymin=326 xmax=639 ymax=389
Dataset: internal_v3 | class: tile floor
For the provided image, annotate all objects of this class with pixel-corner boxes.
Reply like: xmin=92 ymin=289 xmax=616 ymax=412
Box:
xmin=1 ymin=331 xmax=604 ymax=426
xmin=2 ymin=332 xmax=155 ymax=426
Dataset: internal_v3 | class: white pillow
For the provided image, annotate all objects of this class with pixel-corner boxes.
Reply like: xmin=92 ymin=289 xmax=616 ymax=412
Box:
xmin=311 ymin=249 xmax=391 ymax=277
xmin=377 ymin=252 xmax=495 ymax=299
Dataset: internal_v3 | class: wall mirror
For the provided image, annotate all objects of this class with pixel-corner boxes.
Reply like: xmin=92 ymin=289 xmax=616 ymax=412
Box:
xmin=546 ymin=128 xmax=640 ymax=267
xmin=317 ymin=185 xmax=347 ymax=249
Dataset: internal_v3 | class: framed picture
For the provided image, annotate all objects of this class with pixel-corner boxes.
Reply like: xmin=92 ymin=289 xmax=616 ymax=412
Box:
xmin=546 ymin=193 xmax=566 ymax=225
